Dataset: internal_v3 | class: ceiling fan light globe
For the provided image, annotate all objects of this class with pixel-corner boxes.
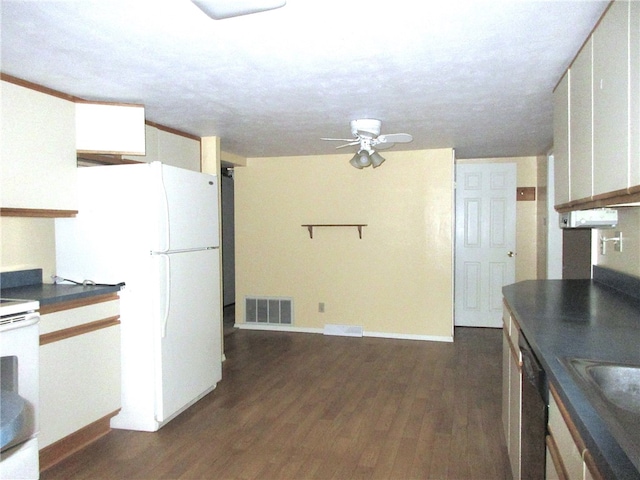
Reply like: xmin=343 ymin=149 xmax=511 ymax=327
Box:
xmin=357 ymin=151 xmax=371 ymax=167
xmin=350 ymin=154 xmax=364 ymax=169
xmin=370 ymin=151 xmax=385 ymax=168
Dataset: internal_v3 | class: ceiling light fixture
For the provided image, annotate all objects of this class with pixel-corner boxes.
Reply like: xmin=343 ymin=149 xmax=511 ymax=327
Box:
xmin=191 ymin=0 xmax=286 ymax=19
xmin=349 ymin=148 xmax=385 ymax=169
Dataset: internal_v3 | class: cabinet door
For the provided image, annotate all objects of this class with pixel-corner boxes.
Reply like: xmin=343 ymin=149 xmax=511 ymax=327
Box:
xmin=553 ymin=72 xmax=571 ymax=206
xmin=122 ymin=124 xmax=160 ymax=163
xmin=548 ymin=387 xmax=584 ymax=480
xmin=630 ymin=1 xmax=640 ymax=188
xmin=546 ymin=434 xmax=565 ymax=480
xmin=593 ymin=0 xmax=630 ymax=196
xmin=508 ymin=345 xmax=521 ymax=480
xmin=39 ymin=325 xmax=121 ymax=448
xmin=570 ymin=38 xmax=593 ymax=201
xmin=39 ymin=298 xmax=121 ymax=449
xmin=76 ymin=102 xmax=146 ymax=155
xmin=157 ymin=129 xmax=201 ymax=171
xmin=123 ymin=125 xmax=201 ymax=172
xmin=0 ymin=81 xmax=77 ymax=210
xmin=502 ymin=324 xmax=511 ymax=445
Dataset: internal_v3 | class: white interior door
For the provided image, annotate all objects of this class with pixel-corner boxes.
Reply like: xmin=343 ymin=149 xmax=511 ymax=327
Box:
xmin=455 ymin=163 xmax=516 ymax=327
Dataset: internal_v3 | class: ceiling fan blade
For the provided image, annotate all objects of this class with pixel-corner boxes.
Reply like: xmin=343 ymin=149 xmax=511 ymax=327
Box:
xmin=374 ymin=142 xmax=395 ymax=150
xmin=377 ymin=133 xmax=413 ymax=144
xmin=334 ymin=141 xmax=361 ymax=149
xmin=321 ymin=137 xmax=357 ymax=142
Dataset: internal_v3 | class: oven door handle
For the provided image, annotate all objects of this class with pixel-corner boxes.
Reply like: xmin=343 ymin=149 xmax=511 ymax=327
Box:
xmin=522 ymin=350 xmax=537 ymax=381
xmin=521 ymin=347 xmax=544 ymax=393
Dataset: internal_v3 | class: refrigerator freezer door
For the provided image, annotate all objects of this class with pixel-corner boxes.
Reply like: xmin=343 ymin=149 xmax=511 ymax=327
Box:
xmin=153 ymin=248 xmax=221 ymax=423
xmin=155 ymin=163 xmax=219 ymax=252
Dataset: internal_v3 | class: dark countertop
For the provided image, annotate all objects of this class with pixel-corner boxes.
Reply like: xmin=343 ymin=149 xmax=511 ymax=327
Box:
xmin=503 ymin=278 xmax=640 ymax=480
xmin=1 ymin=282 xmax=121 ymax=307
xmin=1 ymin=268 xmax=122 ymax=307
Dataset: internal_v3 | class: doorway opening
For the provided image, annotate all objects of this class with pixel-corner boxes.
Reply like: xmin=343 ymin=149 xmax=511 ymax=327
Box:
xmin=221 ymin=167 xmax=236 ymax=337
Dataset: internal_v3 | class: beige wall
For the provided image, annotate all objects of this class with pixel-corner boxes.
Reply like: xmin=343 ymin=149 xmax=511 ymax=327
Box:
xmin=234 ymin=149 xmax=454 ymax=340
xmin=595 ymin=207 xmax=640 ymax=277
xmin=1 ymin=217 xmax=55 ymax=280
xmin=536 ymin=156 xmax=549 ymax=279
xmin=456 ymin=156 xmax=539 ymax=281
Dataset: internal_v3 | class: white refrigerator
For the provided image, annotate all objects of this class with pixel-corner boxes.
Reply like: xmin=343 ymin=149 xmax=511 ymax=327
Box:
xmin=55 ymin=161 xmax=222 ymax=432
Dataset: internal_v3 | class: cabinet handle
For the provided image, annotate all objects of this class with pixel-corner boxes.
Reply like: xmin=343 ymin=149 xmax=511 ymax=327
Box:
xmin=507 ymin=251 xmax=515 ymax=257
xmin=40 ymin=316 xmax=120 ymax=345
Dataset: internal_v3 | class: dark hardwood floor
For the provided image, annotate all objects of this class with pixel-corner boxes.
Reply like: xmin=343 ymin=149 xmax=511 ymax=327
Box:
xmin=41 ymin=326 xmax=511 ymax=480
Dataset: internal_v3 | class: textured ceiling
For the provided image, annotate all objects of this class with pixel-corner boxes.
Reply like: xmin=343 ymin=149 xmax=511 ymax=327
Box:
xmin=0 ymin=0 xmax=608 ymax=159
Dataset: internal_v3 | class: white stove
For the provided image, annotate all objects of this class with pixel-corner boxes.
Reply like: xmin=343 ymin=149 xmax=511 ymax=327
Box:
xmin=0 ymin=298 xmax=40 ymax=480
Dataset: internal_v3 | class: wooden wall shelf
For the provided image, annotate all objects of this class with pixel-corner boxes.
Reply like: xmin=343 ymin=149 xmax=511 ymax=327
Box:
xmin=301 ymin=224 xmax=367 ymax=239
xmin=0 ymin=208 xmax=78 ymax=218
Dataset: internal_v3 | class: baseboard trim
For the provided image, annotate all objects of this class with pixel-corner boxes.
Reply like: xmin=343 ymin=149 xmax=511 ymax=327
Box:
xmin=365 ymin=331 xmax=453 ymax=343
xmin=235 ymin=323 xmax=322 ymax=335
xmin=39 ymin=409 xmax=120 ymax=472
xmin=235 ymin=323 xmax=453 ymax=342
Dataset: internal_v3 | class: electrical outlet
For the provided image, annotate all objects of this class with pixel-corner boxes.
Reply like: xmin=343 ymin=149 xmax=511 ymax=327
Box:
xmin=318 ymin=302 xmax=325 ymax=313
xmin=600 ymin=232 xmax=623 ymax=255
xmin=615 ymin=231 xmax=623 ymax=252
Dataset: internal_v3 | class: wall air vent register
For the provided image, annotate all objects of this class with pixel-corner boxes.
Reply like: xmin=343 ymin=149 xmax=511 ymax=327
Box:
xmin=245 ymin=297 xmax=293 ymax=325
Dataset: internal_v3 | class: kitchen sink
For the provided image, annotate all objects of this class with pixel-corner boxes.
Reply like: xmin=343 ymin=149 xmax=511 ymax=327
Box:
xmin=586 ymin=363 xmax=640 ymax=414
xmin=562 ymin=357 xmax=640 ymax=472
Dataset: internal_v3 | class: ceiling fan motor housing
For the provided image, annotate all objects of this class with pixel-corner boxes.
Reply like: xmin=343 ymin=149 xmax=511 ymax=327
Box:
xmin=351 ymin=118 xmax=381 ymax=138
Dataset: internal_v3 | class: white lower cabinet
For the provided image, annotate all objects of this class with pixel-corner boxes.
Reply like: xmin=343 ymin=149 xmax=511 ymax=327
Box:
xmin=502 ymin=302 xmax=522 ymax=480
xmin=38 ymin=294 xmax=121 ymax=470
xmin=546 ymin=383 xmax=603 ymax=480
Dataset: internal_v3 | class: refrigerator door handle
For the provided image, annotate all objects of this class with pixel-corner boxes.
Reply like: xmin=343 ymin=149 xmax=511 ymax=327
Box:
xmin=158 ymin=253 xmax=171 ymax=338
xmin=156 ymin=163 xmax=171 ymax=253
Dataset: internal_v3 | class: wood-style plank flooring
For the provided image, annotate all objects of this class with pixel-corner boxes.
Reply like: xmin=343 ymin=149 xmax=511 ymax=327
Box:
xmin=41 ymin=326 xmax=511 ymax=480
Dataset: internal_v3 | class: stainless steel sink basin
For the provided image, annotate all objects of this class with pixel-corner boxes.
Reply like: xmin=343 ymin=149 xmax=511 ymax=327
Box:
xmin=562 ymin=358 xmax=640 ymax=471
xmin=586 ymin=363 xmax=640 ymax=414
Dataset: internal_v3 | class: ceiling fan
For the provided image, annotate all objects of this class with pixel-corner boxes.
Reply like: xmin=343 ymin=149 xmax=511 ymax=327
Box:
xmin=322 ymin=119 xmax=413 ymax=169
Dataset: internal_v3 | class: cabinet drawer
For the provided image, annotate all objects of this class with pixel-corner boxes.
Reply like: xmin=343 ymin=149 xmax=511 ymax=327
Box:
xmin=40 ymin=297 xmax=119 ymax=335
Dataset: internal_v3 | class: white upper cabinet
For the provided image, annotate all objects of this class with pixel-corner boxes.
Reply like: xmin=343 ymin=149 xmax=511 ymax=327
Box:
xmin=554 ymin=0 xmax=640 ymax=209
xmin=593 ymin=0 xmax=630 ymax=196
xmin=123 ymin=124 xmax=201 ymax=172
xmin=570 ymin=38 xmax=593 ymax=201
xmin=76 ymin=102 xmax=146 ymax=155
xmin=553 ymin=72 xmax=571 ymax=206
xmin=1 ymin=80 xmax=77 ymax=211
xmin=157 ymin=129 xmax=201 ymax=171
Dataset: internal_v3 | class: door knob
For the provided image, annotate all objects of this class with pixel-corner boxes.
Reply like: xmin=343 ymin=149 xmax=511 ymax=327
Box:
xmin=507 ymin=251 xmax=515 ymax=257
